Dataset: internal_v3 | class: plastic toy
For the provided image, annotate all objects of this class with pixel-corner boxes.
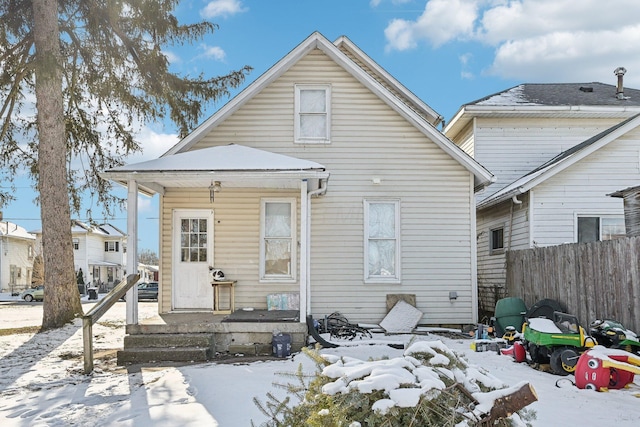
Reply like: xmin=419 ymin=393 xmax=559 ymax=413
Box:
xmin=574 ymin=346 xmax=640 ymax=391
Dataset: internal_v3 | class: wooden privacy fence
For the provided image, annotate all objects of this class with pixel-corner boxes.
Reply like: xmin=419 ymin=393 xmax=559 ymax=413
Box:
xmin=506 ymin=236 xmax=640 ymax=334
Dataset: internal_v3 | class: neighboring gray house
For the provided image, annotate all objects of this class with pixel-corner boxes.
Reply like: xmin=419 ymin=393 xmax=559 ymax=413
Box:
xmin=104 ymin=32 xmax=493 ymax=327
xmin=32 ymin=220 xmax=127 ymax=292
xmin=444 ymin=74 xmax=640 ymax=303
xmin=0 ymin=221 xmax=35 ymax=294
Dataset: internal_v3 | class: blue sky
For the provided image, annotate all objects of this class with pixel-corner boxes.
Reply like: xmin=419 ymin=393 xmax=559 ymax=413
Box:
xmin=4 ymin=0 xmax=640 ymax=253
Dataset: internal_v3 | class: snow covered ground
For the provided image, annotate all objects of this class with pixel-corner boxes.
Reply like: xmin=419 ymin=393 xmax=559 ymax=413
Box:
xmin=1 ymin=294 xmax=639 ymax=426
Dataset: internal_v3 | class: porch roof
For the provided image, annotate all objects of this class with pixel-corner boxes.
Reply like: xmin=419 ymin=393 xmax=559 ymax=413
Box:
xmin=101 ymin=144 xmax=329 ymax=195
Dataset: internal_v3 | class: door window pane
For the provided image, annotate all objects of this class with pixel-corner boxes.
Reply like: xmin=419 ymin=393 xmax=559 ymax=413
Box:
xmin=181 ymin=217 xmax=208 ymax=262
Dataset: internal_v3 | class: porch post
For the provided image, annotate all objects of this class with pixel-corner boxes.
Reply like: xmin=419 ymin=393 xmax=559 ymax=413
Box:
xmin=299 ymin=179 xmax=308 ymax=322
xmin=126 ymin=180 xmax=139 ymax=325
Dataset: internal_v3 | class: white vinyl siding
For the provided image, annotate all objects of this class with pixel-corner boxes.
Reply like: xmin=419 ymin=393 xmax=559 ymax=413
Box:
xmin=295 ymin=84 xmax=331 ymax=143
xmin=471 ymin=117 xmax=623 ymax=194
xmin=163 ymin=49 xmax=477 ymax=324
xmin=476 ymin=195 xmax=530 ymax=290
xmin=364 ymin=200 xmax=400 ymax=283
xmin=531 ymin=129 xmax=640 ymax=246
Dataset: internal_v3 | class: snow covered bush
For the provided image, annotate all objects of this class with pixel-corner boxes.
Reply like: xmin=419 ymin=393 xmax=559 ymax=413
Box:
xmin=253 ymin=340 xmax=535 ymax=426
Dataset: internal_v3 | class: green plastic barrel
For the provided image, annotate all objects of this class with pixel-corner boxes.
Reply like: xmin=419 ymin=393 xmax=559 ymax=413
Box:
xmin=494 ymin=297 xmax=527 ymax=336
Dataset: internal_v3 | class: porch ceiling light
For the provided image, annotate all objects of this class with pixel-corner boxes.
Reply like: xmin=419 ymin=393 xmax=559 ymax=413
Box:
xmin=209 ymin=181 xmax=221 ymax=203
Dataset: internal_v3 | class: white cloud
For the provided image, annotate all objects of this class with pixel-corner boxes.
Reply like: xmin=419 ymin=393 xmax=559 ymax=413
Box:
xmin=137 ymin=194 xmax=154 ymax=213
xmin=128 ymin=127 xmax=179 ymax=163
xmin=197 ymin=44 xmax=226 ymax=62
xmin=162 ymin=50 xmax=181 ymax=65
xmin=383 ymin=0 xmax=640 ymax=85
xmin=385 ymin=0 xmax=478 ymax=50
xmin=459 ymin=53 xmax=474 ymax=79
xmin=201 ymin=0 xmax=247 ymax=19
xmin=489 ymin=25 xmax=640 ymax=85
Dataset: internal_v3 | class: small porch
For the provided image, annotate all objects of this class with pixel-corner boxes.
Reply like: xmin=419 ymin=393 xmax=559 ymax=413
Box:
xmin=117 ymin=309 xmax=309 ymax=365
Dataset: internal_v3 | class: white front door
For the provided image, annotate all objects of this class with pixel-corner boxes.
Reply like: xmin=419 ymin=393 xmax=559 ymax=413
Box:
xmin=172 ymin=209 xmax=214 ymax=310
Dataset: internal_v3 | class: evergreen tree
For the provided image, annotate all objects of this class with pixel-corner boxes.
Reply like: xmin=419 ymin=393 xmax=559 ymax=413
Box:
xmin=0 ymin=0 xmax=251 ymax=329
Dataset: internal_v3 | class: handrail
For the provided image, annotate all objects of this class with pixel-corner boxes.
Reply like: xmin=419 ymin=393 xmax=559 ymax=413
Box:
xmin=82 ymin=273 xmax=140 ymax=374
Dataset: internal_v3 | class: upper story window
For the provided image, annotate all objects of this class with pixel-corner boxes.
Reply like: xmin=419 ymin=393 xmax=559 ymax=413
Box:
xmin=295 ymin=84 xmax=331 ymax=143
xmin=105 ymin=241 xmax=119 ymax=252
xmin=490 ymin=227 xmax=505 ymax=254
xmin=364 ymin=199 xmax=400 ymax=283
xmin=577 ymin=216 xmax=625 ymax=243
xmin=28 ymin=245 xmax=34 ymax=259
xmin=260 ymin=199 xmax=296 ymax=281
xmin=73 ymin=238 xmax=79 ymax=250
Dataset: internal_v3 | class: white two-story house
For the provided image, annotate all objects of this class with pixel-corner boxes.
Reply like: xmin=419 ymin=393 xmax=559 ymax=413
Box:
xmin=444 ymin=73 xmax=640 ymax=305
xmin=0 ymin=221 xmax=36 ymax=294
xmin=32 ymin=220 xmax=127 ymax=292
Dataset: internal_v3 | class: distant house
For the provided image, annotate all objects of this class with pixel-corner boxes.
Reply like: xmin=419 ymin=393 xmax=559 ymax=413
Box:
xmin=0 ymin=221 xmax=36 ymax=293
xmin=32 ymin=220 xmax=127 ymax=292
xmin=138 ymin=263 xmax=158 ymax=282
xmin=104 ymin=32 xmax=493 ymax=327
xmin=444 ymin=74 xmax=640 ymax=302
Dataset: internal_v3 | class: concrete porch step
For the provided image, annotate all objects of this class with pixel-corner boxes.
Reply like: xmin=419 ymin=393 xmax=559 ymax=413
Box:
xmin=124 ymin=333 xmax=213 ymax=349
xmin=117 ymin=347 xmax=210 ymax=364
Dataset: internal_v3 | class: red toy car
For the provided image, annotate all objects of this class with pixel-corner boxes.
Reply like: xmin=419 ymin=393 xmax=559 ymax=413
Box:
xmin=574 ymin=347 xmax=640 ymax=391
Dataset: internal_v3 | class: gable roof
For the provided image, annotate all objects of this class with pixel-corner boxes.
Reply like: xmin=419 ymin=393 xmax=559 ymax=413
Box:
xmin=445 ymin=82 xmax=640 ymax=139
xmin=477 ymin=113 xmax=640 ymax=209
xmin=159 ymin=32 xmax=493 ymax=191
xmin=0 ymin=222 xmax=35 ymax=241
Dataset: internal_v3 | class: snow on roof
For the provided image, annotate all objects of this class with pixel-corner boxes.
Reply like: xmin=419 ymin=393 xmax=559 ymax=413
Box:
xmin=476 ymin=85 xmax=542 ymax=106
xmin=0 ymin=221 xmax=35 ymax=240
xmin=32 ymin=221 xmax=125 ymax=237
xmin=109 ymin=144 xmax=326 ymax=173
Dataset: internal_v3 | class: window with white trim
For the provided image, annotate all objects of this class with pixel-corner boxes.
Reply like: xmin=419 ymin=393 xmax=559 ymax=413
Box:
xmin=294 ymin=84 xmax=331 ymax=143
xmin=365 ymin=200 xmax=400 ymax=282
xmin=577 ymin=216 xmax=625 ymax=243
xmin=73 ymin=238 xmax=79 ymax=250
xmin=105 ymin=241 xmax=119 ymax=252
xmin=260 ymin=199 xmax=296 ymax=281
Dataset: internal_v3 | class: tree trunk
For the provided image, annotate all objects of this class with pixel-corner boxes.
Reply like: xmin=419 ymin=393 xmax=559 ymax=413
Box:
xmin=33 ymin=0 xmax=83 ymax=329
xmin=480 ymin=382 xmax=538 ymax=425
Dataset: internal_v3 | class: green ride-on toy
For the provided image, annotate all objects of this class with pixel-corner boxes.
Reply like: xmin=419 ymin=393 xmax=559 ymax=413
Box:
xmin=522 ymin=311 xmax=597 ymax=375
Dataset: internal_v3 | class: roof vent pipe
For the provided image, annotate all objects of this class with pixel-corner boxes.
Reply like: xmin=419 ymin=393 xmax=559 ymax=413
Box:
xmin=614 ymin=67 xmax=627 ymax=100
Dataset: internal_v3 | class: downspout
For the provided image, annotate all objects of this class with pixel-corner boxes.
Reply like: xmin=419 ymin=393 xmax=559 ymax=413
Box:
xmin=508 ymin=195 xmax=522 ymax=251
xmin=305 ymin=178 xmax=328 ymax=317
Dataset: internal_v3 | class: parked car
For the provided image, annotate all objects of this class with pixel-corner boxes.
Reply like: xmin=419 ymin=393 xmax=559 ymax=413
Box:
xmin=19 ymin=285 xmax=44 ymax=302
xmin=122 ymin=282 xmax=158 ymax=301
